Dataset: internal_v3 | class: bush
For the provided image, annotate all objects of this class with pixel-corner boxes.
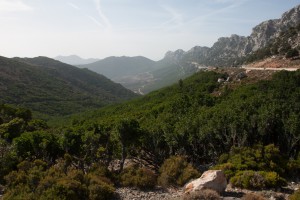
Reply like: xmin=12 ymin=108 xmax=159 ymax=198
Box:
xmin=158 ymin=156 xmax=200 ymax=187
xmin=47 ymin=178 xmax=86 ymax=200
xmin=4 ymin=161 xmax=116 ymax=200
xmin=87 ymin=174 xmax=115 ymax=200
xmin=242 ymin=193 xmax=267 ymax=200
xmin=286 ymin=49 xmax=299 ymax=58
xmin=120 ymin=164 xmax=157 ymax=189
xmin=182 ymin=189 xmax=220 ymax=200
xmin=214 ymin=145 xmax=287 ymax=179
xmin=289 ymin=190 xmax=300 ymax=200
xmin=230 ymin=170 xmax=286 ymax=189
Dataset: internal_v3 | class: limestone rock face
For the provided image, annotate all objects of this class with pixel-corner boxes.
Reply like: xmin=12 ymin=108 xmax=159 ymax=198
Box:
xmin=184 ymin=170 xmax=227 ymax=194
xmin=164 ymin=5 xmax=300 ymax=68
xmin=164 ymin=49 xmax=185 ymax=63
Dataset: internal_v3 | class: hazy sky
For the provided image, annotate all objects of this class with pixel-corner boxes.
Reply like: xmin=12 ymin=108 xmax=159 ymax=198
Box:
xmin=0 ymin=0 xmax=299 ymax=60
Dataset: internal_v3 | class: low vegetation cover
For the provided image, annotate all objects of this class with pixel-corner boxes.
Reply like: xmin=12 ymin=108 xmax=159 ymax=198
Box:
xmin=0 ymin=69 xmax=300 ymax=198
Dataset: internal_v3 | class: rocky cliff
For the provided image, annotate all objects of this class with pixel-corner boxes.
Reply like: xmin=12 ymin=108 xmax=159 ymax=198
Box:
xmin=164 ymin=4 xmax=300 ymax=67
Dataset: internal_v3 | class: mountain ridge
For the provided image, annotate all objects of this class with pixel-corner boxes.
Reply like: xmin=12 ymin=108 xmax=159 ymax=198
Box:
xmin=54 ymin=55 xmax=99 ymax=65
xmin=165 ymin=4 xmax=300 ymax=67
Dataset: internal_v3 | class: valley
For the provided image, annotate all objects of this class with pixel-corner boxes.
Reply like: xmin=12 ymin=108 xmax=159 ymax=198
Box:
xmin=0 ymin=3 xmax=300 ymax=200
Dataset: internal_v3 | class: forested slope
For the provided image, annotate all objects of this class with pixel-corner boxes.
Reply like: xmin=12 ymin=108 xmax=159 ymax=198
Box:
xmin=0 ymin=56 xmax=137 ymax=117
xmin=1 ymin=69 xmax=300 ymax=199
xmin=71 ymin=69 xmax=300 ymax=165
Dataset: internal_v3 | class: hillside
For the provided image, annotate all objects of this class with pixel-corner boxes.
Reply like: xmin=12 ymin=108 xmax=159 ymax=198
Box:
xmin=65 ymin=68 xmax=300 ymax=185
xmin=1 ymin=67 xmax=300 ymax=199
xmin=0 ymin=56 xmax=137 ymax=117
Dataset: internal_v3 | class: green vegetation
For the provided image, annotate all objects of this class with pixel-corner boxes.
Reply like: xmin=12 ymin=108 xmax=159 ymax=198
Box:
xmin=230 ymin=170 xmax=286 ymax=189
xmin=120 ymin=164 xmax=157 ymax=189
xmin=158 ymin=156 xmax=200 ymax=187
xmin=70 ymin=69 xmax=300 ymax=169
xmin=0 ymin=68 xmax=300 ymax=198
xmin=0 ymin=56 xmax=137 ymax=117
xmin=213 ymin=144 xmax=290 ymax=184
xmin=3 ymin=160 xmax=115 ymax=200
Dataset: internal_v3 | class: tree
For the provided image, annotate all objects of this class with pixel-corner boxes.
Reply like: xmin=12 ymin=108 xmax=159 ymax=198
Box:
xmin=116 ymin=119 xmax=141 ymax=173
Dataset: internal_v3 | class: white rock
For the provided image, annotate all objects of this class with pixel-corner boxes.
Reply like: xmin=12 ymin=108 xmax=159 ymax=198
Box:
xmin=184 ymin=170 xmax=227 ymax=194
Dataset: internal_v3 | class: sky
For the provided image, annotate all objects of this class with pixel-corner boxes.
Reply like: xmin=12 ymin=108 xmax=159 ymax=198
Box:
xmin=0 ymin=0 xmax=299 ymax=61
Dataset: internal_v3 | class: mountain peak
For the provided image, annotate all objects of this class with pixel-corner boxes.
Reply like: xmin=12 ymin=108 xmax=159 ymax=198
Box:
xmin=164 ymin=49 xmax=185 ymax=62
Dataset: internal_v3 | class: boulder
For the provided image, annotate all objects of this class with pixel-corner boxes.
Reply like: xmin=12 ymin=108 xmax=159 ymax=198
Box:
xmin=184 ymin=170 xmax=227 ymax=194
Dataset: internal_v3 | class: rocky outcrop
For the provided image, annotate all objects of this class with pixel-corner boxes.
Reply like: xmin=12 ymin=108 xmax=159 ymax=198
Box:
xmin=184 ymin=170 xmax=227 ymax=194
xmin=164 ymin=49 xmax=185 ymax=63
xmin=164 ymin=4 xmax=300 ymax=67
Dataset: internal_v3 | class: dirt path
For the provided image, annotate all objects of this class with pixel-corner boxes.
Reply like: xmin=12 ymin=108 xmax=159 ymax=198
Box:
xmin=242 ymin=66 xmax=299 ymax=71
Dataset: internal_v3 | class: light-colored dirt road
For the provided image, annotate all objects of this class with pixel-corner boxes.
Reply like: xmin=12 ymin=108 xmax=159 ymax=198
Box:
xmin=242 ymin=67 xmax=299 ymax=71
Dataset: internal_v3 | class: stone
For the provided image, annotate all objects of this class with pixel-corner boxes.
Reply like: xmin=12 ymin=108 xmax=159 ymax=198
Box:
xmin=184 ymin=170 xmax=227 ymax=194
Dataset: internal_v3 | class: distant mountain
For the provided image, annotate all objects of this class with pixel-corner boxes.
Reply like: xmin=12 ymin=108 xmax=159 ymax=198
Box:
xmin=0 ymin=56 xmax=137 ymax=116
xmin=80 ymin=56 xmax=156 ymax=80
xmin=54 ymin=55 xmax=99 ymax=65
xmin=80 ymin=56 xmax=158 ymax=93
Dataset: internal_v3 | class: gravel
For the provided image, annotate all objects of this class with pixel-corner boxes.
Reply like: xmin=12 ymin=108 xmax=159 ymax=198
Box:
xmin=114 ymin=187 xmax=183 ymax=200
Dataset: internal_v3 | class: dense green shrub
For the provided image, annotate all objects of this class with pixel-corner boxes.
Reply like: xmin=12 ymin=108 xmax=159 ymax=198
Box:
xmin=42 ymin=178 xmax=86 ymax=200
xmin=3 ymin=160 xmax=115 ymax=200
xmin=214 ymin=145 xmax=287 ymax=179
xmin=289 ymin=190 xmax=300 ymax=200
xmin=158 ymin=156 xmax=200 ymax=187
xmin=230 ymin=170 xmax=286 ymax=189
xmin=182 ymin=189 xmax=220 ymax=200
xmin=120 ymin=164 xmax=157 ymax=189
